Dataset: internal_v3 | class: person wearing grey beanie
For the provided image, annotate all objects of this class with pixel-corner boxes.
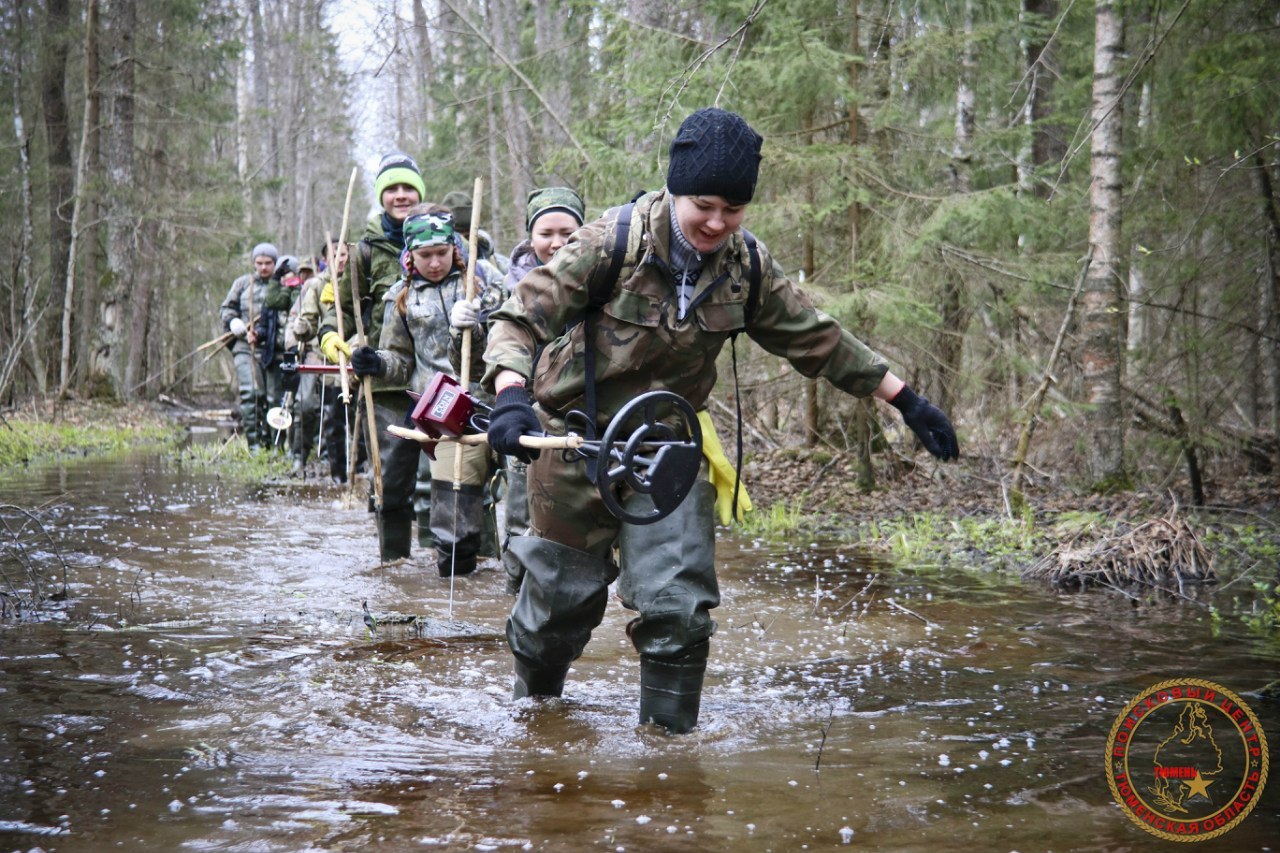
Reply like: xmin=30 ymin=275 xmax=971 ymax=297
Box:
xmin=481 ymin=107 xmax=959 ymax=735
xmin=219 ymin=241 xmax=288 ymax=451
xmin=250 ymin=242 xmax=279 ymax=263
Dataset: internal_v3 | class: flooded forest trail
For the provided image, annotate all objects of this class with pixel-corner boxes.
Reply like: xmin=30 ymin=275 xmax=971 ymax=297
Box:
xmin=1 ymin=451 xmax=1277 ymax=852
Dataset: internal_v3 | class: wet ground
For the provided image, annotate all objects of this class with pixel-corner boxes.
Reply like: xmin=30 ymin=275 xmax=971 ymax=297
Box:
xmin=1 ymin=451 xmax=1277 ymax=852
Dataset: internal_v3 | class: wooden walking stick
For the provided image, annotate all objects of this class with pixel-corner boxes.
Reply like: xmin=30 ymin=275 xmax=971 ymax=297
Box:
xmin=327 ymin=166 xmax=359 ymax=406
xmin=447 ymin=177 xmax=484 ymax=609
xmin=349 ymin=246 xmax=384 ymax=512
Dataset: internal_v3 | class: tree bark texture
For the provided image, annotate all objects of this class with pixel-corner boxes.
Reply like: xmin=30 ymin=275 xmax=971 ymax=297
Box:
xmin=1082 ymin=1 xmax=1127 ymax=487
xmin=75 ymin=0 xmax=102 ymax=393
xmin=40 ymin=0 xmax=73 ymax=382
xmin=104 ymin=0 xmax=137 ymax=395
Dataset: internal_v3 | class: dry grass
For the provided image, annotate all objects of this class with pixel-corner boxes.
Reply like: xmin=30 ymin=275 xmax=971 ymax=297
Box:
xmin=1023 ymin=500 xmax=1215 ymax=593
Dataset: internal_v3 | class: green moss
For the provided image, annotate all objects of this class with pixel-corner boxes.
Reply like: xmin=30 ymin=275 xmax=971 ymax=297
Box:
xmin=0 ymin=416 xmax=181 ymax=470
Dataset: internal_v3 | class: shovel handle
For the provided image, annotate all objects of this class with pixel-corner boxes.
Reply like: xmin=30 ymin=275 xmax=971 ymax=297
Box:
xmin=386 ymin=424 xmax=584 ymax=450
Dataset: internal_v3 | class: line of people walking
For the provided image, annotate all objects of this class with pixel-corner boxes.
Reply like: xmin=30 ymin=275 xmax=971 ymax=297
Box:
xmin=220 ymin=108 xmax=960 ymax=735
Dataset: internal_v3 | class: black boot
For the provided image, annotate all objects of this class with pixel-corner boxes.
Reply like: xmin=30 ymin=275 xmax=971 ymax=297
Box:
xmin=437 ymin=550 xmax=477 ymax=577
xmin=639 ymin=641 xmax=710 ymax=734
xmin=429 ymin=479 xmax=483 ymax=576
xmin=513 ymin=654 xmax=570 ymax=699
xmin=376 ymin=508 xmax=413 ymax=562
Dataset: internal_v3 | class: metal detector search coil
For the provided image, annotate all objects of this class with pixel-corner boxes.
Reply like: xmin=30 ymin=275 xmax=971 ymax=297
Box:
xmin=389 ymin=381 xmax=703 ymax=525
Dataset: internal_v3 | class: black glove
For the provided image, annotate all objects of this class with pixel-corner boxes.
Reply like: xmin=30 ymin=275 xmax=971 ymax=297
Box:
xmin=272 ymin=255 xmax=297 ymax=281
xmin=487 ymin=384 xmax=542 ymax=463
xmin=350 ymin=345 xmax=384 ymax=377
xmin=889 ymin=385 xmax=959 ymax=461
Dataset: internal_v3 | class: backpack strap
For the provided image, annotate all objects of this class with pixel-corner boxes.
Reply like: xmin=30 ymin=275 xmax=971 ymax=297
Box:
xmin=581 ymin=202 xmax=637 ymax=448
xmin=586 ymin=202 xmax=636 ymax=310
xmin=740 ymin=227 xmax=762 ymax=330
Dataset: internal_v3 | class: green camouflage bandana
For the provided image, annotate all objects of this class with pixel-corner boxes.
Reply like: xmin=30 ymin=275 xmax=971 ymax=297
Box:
xmin=404 ymin=211 xmax=455 ymax=250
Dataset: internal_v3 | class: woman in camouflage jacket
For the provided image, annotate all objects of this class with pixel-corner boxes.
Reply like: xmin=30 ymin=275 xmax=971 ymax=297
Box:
xmin=482 ymin=108 xmax=960 ymax=734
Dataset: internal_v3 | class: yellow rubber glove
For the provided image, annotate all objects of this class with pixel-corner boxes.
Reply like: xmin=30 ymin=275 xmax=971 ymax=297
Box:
xmin=697 ymin=410 xmax=752 ymax=525
xmin=320 ymin=281 xmax=335 ymax=305
xmin=319 ymin=331 xmax=351 ymax=364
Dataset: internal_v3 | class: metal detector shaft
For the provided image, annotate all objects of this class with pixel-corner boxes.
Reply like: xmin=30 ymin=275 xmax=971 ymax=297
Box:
xmin=386 ymin=424 xmax=583 ymax=451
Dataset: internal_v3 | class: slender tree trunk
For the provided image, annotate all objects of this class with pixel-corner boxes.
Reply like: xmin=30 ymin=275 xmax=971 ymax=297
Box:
xmin=235 ymin=13 xmax=252 ymax=229
xmin=1126 ymin=3 xmax=1153 ymax=386
xmin=934 ymin=0 xmax=975 ymax=414
xmin=1254 ymin=150 xmax=1280 ymax=434
xmin=4 ymin=39 xmax=39 ymax=399
xmin=41 ymin=0 xmax=73 ymax=387
xmin=492 ymin=0 xmax=529 ymax=238
xmin=802 ymin=113 xmax=819 ymax=448
xmin=1021 ymin=0 xmax=1062 ymax=195
xmin=1082 ymin=1 xmax=1127 ymax=488
xmin=412 ymin=0 xmax=434 ymax=151
xmin=76 ymin=0 xmax=102 ymax=393
xmin=104 ymin=0 xmax=138 ymax=396
xmin=58 ymin=0 xmax=101 ymax=396
xmin=845 ymin=0 xmax=875 ymax=491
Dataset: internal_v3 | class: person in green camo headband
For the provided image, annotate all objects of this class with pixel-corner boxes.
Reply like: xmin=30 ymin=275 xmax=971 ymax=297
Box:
xmin=404 ymin=210 xmax=456 ymax=251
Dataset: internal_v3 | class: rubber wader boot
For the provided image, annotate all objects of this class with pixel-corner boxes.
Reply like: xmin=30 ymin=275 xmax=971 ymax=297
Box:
xmin=415 ymin=452 xmax=433 ymax=547
xmin=505 ymin=535 xmax=620 ymax=700
xmin=431 ymin=480 xmax=484 ymax=577
xmin=422 ymin=507 xmax=442 ymax=548
xmin=639 ymin=640 xmax=710 ymax=734
xmin=512 ymin=654 xmax=570 ymax=699
xmin=377 ymin=507 xmax=414 ymax=562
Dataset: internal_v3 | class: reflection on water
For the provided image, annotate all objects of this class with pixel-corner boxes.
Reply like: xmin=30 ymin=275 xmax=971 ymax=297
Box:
xmin=1 ymin=452 xmax=1277 ymax=851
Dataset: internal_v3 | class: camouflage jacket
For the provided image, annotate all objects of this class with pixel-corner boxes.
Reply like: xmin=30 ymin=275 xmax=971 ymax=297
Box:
xmin=219 ymin=272 xmax=286 ymax=357
xmin=482 ymin=189 xmax=889 ymax=421
xmin=378 ymin=258 xmax=503 ymax=400
xmin=286 ymin=276 xmax=325 ymax=363
xmin=319 ymin=218 xmax=404 ymax=354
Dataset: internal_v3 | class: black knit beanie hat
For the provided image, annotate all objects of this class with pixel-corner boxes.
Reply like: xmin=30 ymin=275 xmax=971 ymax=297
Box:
xmin=666 ymin=108 xmax=763 ymax=205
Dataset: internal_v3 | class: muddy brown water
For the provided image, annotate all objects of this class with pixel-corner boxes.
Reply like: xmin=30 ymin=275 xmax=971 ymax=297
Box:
xmin=1 ymin=451 xmax=1277 ymax=852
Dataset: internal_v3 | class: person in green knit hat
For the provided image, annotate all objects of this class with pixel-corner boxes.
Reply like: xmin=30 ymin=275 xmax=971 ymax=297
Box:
xmin=317 ymin=151 xmax=426 ymax=560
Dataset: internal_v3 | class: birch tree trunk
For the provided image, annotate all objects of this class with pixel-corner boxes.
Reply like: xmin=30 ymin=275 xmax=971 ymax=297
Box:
xmin=75 ymin=0 xmax=102 ymax=393
xmin=1082 ymin=1 xmax=1127 ymax=488
xmin=3 ymin=42 xmax=39 ymax=399
xmin=58 ymin=0 xmax=100 ymax=396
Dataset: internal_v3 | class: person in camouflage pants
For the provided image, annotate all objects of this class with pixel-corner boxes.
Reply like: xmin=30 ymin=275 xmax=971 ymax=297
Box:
xmin=220 ymin=242 xmax=287 ymax=451
xmin=483 ymin=108 xmax=960 ymax=734
xmin=349 ymin=205 xmax=503 ymax=576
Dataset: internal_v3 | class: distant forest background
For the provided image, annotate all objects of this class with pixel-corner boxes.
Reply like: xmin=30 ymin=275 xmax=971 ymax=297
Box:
xmin=1 ymin=0 xmax=1277 ymax=496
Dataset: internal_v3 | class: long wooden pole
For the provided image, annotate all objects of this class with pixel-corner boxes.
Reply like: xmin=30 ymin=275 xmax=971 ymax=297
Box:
xmin=454 ymin=177 xmax=484 ymax=490
xmin=327 ymin=167 xmax=359 ymax=405
xmin=350 ymin=244 xmax=384 ymax=510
